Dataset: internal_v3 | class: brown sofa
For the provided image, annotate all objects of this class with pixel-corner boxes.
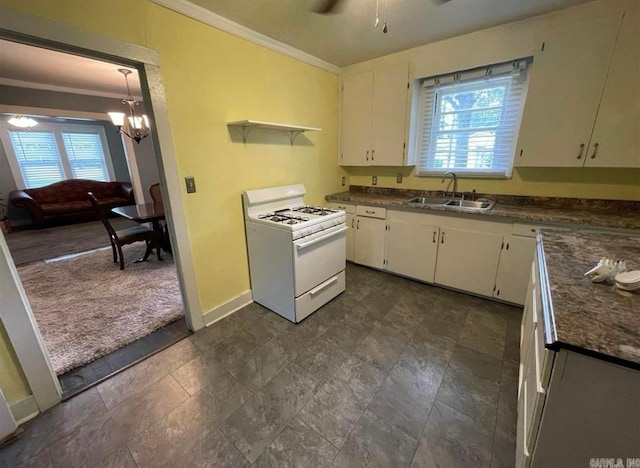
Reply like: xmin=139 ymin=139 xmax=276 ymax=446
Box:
xmin=9 ymin=179 xmax=135 ymax=226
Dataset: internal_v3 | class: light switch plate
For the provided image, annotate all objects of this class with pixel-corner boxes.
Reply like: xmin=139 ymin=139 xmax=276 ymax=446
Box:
xmin=185 ymin=176 xmax=196 ymax=193
xmin=396 ymin=173 xmax=403 ymax=183
xmin=372 ymin=176 xmax=377 ymax=186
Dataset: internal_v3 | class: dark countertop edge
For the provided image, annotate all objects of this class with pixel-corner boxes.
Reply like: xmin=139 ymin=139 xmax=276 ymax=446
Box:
xmin=325 ymin=193 xmax=639 ymax=231
xmin=545 ymin=342 xmax=640 ymax=372
xmin=537 ymin=232 xmax=640 ymax=372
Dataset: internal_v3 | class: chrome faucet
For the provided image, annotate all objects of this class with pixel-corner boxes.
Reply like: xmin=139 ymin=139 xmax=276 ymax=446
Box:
xmin=441 ymin=171 xmax=458 ymax=198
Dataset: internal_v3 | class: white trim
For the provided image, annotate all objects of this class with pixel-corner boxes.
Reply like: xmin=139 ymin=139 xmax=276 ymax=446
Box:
xmin=0 ymin=388 xmax=17 ymax=440
xmin=203 ymin=291 xmax=253 ymax=326
xmin=0 ymin=230 xmax=61 ymax=411
xmin=149 ymin=0 xmax=340 ymax=75
xmin=0 ymin=78 xmax=143 ymax=101
xmin=9 ymin=395 xmax=39 ymax=425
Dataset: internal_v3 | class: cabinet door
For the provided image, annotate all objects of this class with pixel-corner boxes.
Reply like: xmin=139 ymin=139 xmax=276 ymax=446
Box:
xmin=354 ymin=216 xmax=386 ymax=269
xmin=515 ymin=13 xmax=622 ymax=167
xmin=370 ymin=63 xmax=409 ymax=166
xmin=494 ymin=235 xmax=536 ymax=305
xmin=585 ymin=9 xmax=640 ymax=168
xmin=346 ymin=213 xmax=356 ymax=262
xmin=385 ymin=220 xmax=439 ymax=283
xmin=340 ymin=71 xmax=373 ymax=166
xmin=435 ymin=228 xmax=503 ymax=297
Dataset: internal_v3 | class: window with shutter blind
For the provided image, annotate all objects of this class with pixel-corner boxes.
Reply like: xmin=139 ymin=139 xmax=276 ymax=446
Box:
xmin=415 ymin=59 xmax=530 ymax=178
xmin=0 ymin=122 xmax=114 ymax=189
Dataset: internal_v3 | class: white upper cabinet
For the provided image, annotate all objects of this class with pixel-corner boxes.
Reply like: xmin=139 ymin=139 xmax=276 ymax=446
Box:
xmin=340 ymin=62 xmax=411 ymax=166
xmin=515 ymin=12 xmax=627 ymax=168
xmin=340 ymin=71 xmax=373 ymax=166
xmin=584 ymin=9 xmax=640 ymax=168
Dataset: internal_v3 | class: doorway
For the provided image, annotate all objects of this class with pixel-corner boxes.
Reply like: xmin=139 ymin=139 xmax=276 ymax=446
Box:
xmin=0 ymin=8 xmax=203 ymax=417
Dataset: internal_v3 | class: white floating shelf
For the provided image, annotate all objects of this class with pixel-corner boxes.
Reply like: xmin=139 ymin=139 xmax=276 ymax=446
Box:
xmin=227 ymin=120 xmax=321 ymax=144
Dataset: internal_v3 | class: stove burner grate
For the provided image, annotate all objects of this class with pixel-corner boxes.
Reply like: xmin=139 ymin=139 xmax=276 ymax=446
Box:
xmin=292 ymin=206 xmax=338 ymax=216
xmin=258 ymin=212 xmax=310 ymax=224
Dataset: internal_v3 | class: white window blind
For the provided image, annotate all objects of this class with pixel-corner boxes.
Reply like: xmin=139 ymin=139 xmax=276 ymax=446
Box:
xmin=9 ymin=131 xmax=65 ymax=188
xmin=415 ymin=59 xmax=530 ymax=178
xmin=1 ymin=122 xmax=114 ymax=189
xmin=62 ymin=132 xmax=109 ymax=182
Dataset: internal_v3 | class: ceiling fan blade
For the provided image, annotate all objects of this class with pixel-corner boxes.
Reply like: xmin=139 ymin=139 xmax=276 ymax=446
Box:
xmin=312 ymin=0 xmax=343 ymax=14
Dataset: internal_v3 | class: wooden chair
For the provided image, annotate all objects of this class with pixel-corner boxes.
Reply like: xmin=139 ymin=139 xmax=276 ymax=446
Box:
xmin=149 ymin=182 xmax=170 ymax=242
xmin=88 ymin=192 xmax=162 ymax=270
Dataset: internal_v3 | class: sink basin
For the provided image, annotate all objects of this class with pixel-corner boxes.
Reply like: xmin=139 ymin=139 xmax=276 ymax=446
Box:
xmin=406 ymin=196 xmax=449 ymax=205
xmin=445 ymin=199 xmax=495 ymax=210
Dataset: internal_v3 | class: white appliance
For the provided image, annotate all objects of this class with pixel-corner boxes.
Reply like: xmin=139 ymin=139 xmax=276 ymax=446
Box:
xmin=242 ymin=184 xmax=347 ymax=323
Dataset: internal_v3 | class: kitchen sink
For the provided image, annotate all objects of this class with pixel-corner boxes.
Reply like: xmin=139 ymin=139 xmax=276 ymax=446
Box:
xmin=406 ymin=196 xmax=495 ymax=211
xmin=445 ymin=199 xmax=495 ymax=210
xmin=406 ymin=196 xmax=449 ymax=205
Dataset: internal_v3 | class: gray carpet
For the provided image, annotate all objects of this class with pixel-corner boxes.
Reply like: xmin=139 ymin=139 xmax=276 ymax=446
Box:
xmin=5 ymin=218 xmax=139 ymax=266
xmin=17 ymin=244 xmax=183 ymax=375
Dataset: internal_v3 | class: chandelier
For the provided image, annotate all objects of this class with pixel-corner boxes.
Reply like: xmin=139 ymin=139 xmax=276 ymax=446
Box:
xmin=108 ymin=69 xmax=150 ymax=144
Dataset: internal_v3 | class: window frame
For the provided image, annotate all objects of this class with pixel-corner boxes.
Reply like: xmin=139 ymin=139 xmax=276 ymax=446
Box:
xmin=0 ymin=121 xmax=115 ymax=189
xmin=414 ymin=60 xmax=529 ymax=179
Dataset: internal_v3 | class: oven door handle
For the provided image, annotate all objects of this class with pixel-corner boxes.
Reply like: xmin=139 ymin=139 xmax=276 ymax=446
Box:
xmin=296 ymin=226 xmax=347 ymax=251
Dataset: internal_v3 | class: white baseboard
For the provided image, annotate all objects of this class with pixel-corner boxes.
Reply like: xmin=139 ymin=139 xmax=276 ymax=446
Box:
xmin=202 ymin=290 xmax=253 ymax=326
xmin=10 ymin=395 xmax=39 ymax=425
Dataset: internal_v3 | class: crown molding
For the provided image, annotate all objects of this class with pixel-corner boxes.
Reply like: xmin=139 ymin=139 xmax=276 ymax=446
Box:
xmin=149 ymin=0 xmax=340 ymax=75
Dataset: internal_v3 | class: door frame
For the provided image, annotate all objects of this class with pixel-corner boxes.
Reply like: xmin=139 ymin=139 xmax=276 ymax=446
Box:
xmin=0 ymin=6 xmax=204 ymax=412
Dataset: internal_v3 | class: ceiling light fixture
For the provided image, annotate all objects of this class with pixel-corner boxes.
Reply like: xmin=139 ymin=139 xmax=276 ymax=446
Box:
xmin=108 ymin=68 xmax=150 ymax=144
xmin=7 ymin=115 xmax=38 ymax=129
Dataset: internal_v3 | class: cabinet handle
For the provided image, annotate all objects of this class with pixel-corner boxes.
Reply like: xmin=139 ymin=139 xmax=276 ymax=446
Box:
xmin=576 ymin=143 xmax=585 ymax=159
xmin=441 ymin=232 xmax=445 ymax=244
xmin=590 ymin=142 xmax=599 ymax=159
xmin=371 ymin=149 xmax=375 ymax=160
xmin=366 ymin=150 xmax=369 ymax=161
xmin=365 ymin=210 xmax=375 ymax=214
xmin=357 ymin=219 xmax=360 ymax=229
xmin=506 ymin=243 xmax=510 ymax=250
xmin=432 ymin=231 xmax=436 ymax=243
xmin=351 ymin=219 xmax=355 ymax=228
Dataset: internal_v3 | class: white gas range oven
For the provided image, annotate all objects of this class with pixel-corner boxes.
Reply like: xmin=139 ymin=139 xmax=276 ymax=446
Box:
xmin=242 ymin=184 xmax=347 ymax=323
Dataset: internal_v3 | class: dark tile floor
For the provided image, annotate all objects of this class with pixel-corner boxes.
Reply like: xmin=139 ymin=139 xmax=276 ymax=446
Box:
xmin=59 ymin=318 xmax=191 ymax=400
xmin=0 ymin=264 xmax=521 ymax=467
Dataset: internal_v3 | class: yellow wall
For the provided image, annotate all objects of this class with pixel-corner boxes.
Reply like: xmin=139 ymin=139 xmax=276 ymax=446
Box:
xmin=0 ymin=322 xmax=30 ymax=404
xmin=342 ymin=0 xmax=640 ymax=201
xmin=0 ymin=0 xmax=345 ymax=403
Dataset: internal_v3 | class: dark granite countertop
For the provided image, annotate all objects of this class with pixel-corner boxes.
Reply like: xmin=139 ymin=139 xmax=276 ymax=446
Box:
xmin=326 ymin=186 xmax=640 ymax=230
xmin=539 ymin=230 xmax=640 ymax=369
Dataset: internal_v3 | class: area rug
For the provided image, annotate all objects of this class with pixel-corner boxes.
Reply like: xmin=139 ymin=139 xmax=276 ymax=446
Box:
xmin=6 ymin=218 xmax=139 ymax=267
xmin=17 ymin=244 xmax=183 ymax=375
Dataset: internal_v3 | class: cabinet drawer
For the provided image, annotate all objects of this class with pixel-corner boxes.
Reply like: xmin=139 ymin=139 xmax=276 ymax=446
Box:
xmin=328 ymin=202 xmax=356 ymax=214
xmin=356 ymin=205 xmax=386 ymax=219
xmin=512 ymin=223 xmax=538 ymax=238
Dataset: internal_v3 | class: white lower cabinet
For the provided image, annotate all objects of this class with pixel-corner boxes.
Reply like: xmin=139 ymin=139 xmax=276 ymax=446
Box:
xmin=518 ymin=253 xmax=640 ymax=467
xmin=494 ymin=235 xmax=536 ymax=304
xmin=434 ymin=227 xmax=504 ymax=297
xmin=385 ymin=218 xmax=439 ymax=283
xmin=354 ymin=206 xmax=386 ymax=269
xmin=327 ymin=202 xmax=536 ymax=305
xmin=345 ymin=213 xmax=356 ymax=261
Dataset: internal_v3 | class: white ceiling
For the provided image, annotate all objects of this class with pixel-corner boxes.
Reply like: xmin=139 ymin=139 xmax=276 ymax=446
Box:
xmin=190 ymin=0 xmax=592 ymax=66
xmin=0 ymin=40 xmax=142 ymax=98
